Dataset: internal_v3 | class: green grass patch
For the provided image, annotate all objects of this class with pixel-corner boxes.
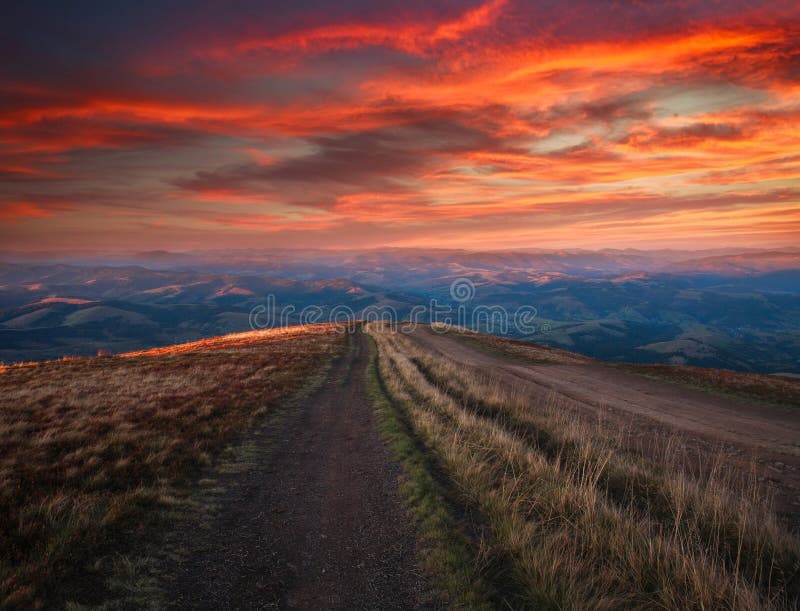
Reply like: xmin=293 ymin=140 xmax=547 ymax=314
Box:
xmin=365 ymin=335 xmax=495 ymax=610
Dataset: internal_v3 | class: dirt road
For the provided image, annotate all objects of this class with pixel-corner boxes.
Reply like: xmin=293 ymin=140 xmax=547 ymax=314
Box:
xmin=409 ymin=327 xmax=800 ymax=522
xmin=161 ymin=329 xmax=428 ymax=609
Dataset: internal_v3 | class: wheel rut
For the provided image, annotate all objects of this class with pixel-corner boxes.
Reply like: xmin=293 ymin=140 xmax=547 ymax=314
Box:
xmin=162 ymin=329 xmax=427 ymax=609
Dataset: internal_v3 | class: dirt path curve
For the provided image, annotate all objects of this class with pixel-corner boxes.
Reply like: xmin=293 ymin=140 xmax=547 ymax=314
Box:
xmin=162 ymin=329 xmax=427 ymax=609
xmin=409 ymin=327 xmax=800 ymax=521
xmin=412 ymin=327 xmax=800 ymax=454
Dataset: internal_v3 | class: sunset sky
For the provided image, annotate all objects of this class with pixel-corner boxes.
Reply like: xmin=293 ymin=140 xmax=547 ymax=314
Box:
xmin=1 ymin=0 xmax=799 ymax=251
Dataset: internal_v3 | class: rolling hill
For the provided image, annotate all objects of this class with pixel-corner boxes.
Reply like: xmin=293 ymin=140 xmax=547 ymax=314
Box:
xmin=2 ymin=248 xmax=800 ymax=371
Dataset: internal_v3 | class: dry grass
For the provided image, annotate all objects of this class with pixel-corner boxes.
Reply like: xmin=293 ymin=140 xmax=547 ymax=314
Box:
xmin=0 ymin=324 xmax=346 ymax=609
xmin=440 ymin=324 xmax=800 ymax=408
xmin=619 ymin=363 xmax=800 ymax=408
xmin=368 ymin=323 xmax=800 ymax=609
xmin=366 ymin=338 xmax=496 ymax=609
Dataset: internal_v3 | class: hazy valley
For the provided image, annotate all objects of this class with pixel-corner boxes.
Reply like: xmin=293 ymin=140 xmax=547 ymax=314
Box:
xmin=2 ymin=248 xmax=799 ymax=372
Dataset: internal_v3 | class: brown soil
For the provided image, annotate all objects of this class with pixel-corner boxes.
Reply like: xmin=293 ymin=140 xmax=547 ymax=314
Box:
xmin=160 ymin=329 xmax=429 ymax=609
xmin=411 ymin=327 xmax=800 ymax=526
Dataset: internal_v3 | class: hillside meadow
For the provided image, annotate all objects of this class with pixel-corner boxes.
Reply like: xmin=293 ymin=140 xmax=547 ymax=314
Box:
xmin=367 ymin=323 xmax=800 ymax=609
xmin=0 ymin=324 xmax=346 ymax=608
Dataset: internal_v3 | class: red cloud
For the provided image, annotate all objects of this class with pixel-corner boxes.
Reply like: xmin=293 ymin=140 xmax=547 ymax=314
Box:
xmin=219 ymin=0 xmax=508 ymax=58
xmin=1 ymin=1 xmax=799 ymax=250
xmin=0 ymin=200 xmax=67 ymax=221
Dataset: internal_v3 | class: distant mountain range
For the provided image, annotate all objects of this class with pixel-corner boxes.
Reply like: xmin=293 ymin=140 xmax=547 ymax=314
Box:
xmin=6 ymin=247 xmax=799 ymax=277
xmin=1 ymin=248 xmax=799 ymax=372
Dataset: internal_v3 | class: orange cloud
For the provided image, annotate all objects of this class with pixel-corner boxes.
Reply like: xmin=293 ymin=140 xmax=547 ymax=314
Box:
xmin=2 ymin=1 xmax=799 ymax=250
xmin=0 ymin=201 xmax=55 ymax=220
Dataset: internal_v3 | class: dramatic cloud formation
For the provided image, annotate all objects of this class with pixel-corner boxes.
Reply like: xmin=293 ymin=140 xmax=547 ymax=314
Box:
xmin=1 ymin=0 xmax=799 ymax=250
